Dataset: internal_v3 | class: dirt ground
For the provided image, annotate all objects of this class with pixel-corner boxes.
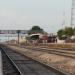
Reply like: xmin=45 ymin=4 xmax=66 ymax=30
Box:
xmin=31 ymin=43 xmax=75 ymax=49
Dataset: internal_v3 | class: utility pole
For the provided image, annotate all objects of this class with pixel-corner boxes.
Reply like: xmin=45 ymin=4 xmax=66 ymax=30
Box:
xmin=71 ymin=0 xmax=75 ymax=28
xmin=17 ymin=30 xmax=20 ymax=45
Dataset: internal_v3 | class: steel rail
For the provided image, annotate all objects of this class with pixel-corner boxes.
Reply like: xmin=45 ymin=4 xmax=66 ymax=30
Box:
xmin=1 ymin=47 xmax=23 ymax=75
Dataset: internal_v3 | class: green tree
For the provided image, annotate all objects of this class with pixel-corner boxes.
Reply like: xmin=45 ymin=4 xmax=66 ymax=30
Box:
xmin=73 ymin=27 xmax=75 ymax=34
xmin=57 ymin=29 xmax=64 ymax=40
xmin=28 ymin=26 xmax=44 ymax=35
xmin=64 ymin=27 xmax=74 ymax=37
xmin=57 ymin=27 xmax=74 ymax=40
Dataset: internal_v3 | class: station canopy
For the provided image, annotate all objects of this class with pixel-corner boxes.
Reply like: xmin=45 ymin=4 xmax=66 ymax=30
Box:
xmin=28 ymin=34 xmax=43 ymax=40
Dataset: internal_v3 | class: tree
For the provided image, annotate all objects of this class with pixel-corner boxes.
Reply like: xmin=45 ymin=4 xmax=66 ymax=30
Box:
xmin=73 ymin=27 xmax=75 ymax=34
xmin=57 ymin=29 xmax=64 ymax=40
xmin=64 ymin=27 xmax=74 ymax=37
xmin=57 ymin=27 xmax=74 ymax=40
xmin=28 ymin=26 xmax=44 ymax=35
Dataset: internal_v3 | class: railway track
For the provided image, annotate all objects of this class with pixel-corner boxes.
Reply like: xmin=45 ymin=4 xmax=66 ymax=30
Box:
xmin=22 ymin=46 xmax=75 ymax=59
xmin=0 ymin=45 xmax=66 ymax=75
xmin=1 ymin=49 xmax=21 ymax=75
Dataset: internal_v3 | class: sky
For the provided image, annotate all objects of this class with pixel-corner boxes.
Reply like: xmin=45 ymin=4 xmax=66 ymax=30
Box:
xmin=0 ymin=0 xmax=72 ymax=33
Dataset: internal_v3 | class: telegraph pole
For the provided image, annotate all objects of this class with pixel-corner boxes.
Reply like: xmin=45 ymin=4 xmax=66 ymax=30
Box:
xmin=17 ymin=30 xmax=20 ymax=45
xmin=71 ymin=0 xmax=75 ymax=28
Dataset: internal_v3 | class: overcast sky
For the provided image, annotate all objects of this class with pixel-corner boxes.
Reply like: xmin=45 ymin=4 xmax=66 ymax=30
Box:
xmin=0 ymin=0 xmax=72 ymax=33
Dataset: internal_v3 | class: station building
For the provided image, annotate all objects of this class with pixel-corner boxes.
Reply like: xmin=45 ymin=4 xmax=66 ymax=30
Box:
xmin=27 ymin=33 xmax=57 ymax=44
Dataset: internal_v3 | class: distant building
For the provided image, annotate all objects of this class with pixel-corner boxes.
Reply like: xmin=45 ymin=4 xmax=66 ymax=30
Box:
xmin=57 ymin=38 xmax=65 ymax=43
xmin=27 ymin=33 xmax=57 ymax=44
